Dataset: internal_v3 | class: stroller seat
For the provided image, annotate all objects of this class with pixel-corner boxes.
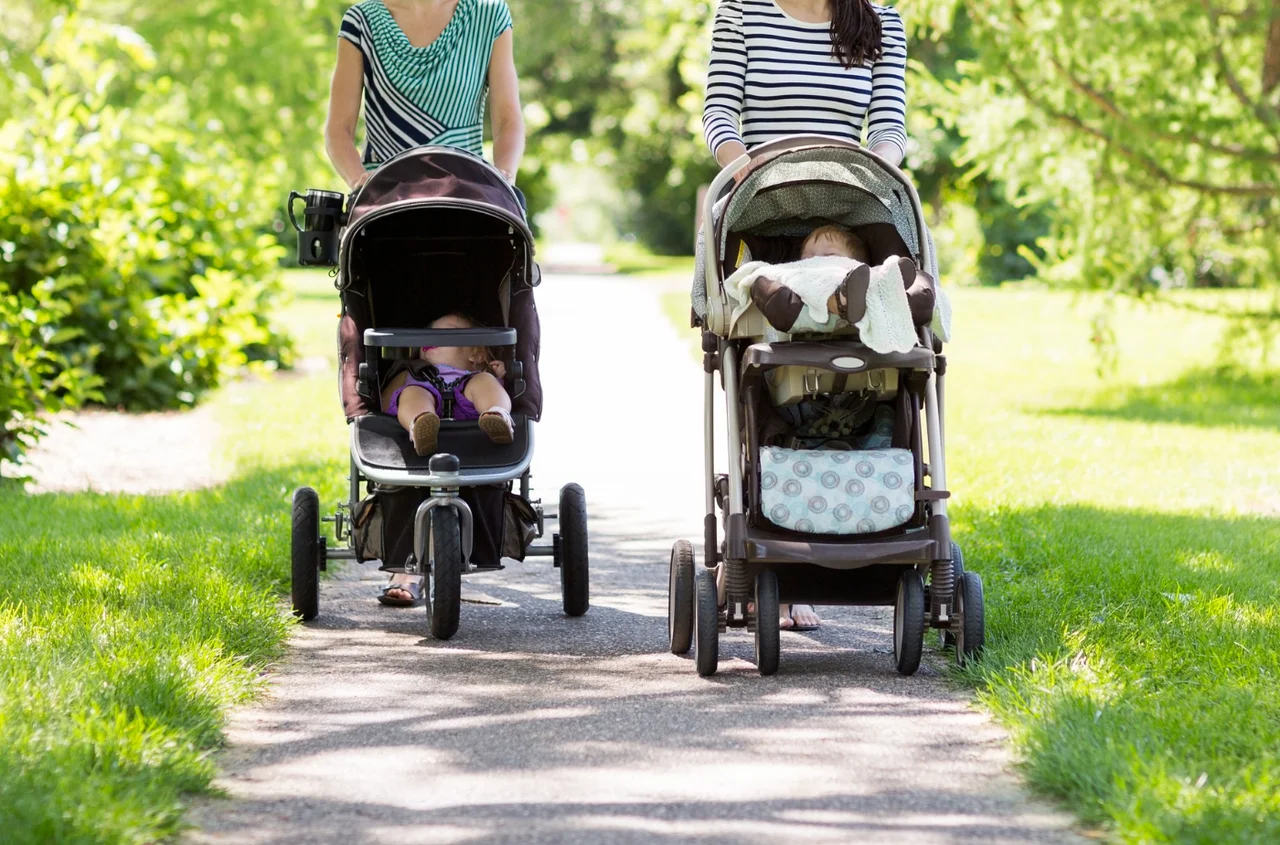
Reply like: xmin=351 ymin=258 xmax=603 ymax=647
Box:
xmin=351 ymin=413 xmax=532 ymax=481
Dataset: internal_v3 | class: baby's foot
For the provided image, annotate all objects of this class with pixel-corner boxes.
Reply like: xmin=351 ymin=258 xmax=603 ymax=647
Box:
xmin=478 ymin=407 xmax=514 ymax=444
xmin=410 ymin=411 xmax=440 ymax=456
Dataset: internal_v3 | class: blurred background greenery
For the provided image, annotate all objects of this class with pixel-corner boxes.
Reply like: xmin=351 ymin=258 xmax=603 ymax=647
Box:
xmin=2 ymin=0 xmax=1278 ymax=466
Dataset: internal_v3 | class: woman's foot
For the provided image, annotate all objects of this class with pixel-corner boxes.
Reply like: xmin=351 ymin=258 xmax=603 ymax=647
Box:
xmin=378 ymin=574 xmax=422 ymax=607
xmin=478 ymin=407 xmax=514 ymax=444
xmin=790 ymin=604 xmax=821 ymax=631
xmin=410 ymin=411 xmax=440 ymax=456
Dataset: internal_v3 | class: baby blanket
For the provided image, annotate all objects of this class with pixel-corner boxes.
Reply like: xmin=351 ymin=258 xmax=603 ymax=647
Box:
xmin=725 ymin=256 xmax=952 ymax=353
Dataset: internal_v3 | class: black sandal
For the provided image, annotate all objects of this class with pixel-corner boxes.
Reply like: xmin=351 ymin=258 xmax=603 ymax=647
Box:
xmin=377 ymin=578 xmax=422 ymax=607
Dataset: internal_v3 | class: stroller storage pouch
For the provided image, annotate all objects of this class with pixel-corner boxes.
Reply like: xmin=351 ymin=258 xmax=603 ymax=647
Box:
xmin=760 ymin=446 xmax=915 ymax=535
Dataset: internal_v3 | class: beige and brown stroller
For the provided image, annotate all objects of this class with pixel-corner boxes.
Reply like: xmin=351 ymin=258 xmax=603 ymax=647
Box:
xmin=668 ymin=135 xmax=984 ymax=676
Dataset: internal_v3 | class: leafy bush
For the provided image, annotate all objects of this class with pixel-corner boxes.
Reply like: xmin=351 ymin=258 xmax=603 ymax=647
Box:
xmin=0 ymin=13 xmax=292 ymax=466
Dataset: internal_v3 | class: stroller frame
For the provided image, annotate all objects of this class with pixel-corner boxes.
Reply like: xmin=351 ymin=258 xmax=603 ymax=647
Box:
xmin=289 ymin=147 xmax=589 ymax=640
xmin=669 ymin=136 xmax=983 ymax=677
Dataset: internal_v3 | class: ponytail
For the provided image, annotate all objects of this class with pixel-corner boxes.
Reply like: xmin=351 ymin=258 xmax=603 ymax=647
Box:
xmin=830 ymin=0 xmax=883 ymax=70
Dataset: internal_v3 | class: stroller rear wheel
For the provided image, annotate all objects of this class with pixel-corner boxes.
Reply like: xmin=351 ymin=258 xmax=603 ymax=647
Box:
xmin=668 ymin=540 xmax=695 ymax=655
xmin=942 ymin=542 xmax=965 ymax=648
xmin=557 ymin=483 xmax=590 ymax=617
xmin=893 ymin=569 xmax=926 ymax=676
xmin=291 ymin=487 xmax=321 ymax=621
xmin=955 ymin=570 xmax=985 ymax=666
xmin=427 ymin=506 xmax=463 ymax=640
xmin=754 ymin=569 xmax=781 ymax=677
xmin=694 ymin=567 xmax=720 ymax=677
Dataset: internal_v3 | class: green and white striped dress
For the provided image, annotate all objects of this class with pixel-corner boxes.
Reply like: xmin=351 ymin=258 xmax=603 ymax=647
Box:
xmin=339 ymin=0 xmax=513 ymax=165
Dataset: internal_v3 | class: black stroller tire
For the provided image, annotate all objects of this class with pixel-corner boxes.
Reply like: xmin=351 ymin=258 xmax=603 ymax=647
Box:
xmin=668 ymin=540 xmax=695 ymax=655
xmin=694 ymin=567 xmax=719 ymax=677
xmin=291 ymin=487 xmax=321 ymax=621
xmin=754 ymin=569 xmax=781 ymax=677
xmin=558 ymin=483 xmax=589 ymax=617
xmin=428 ymin=506 xmax=463 ymax=641
xmin=942 ymin=542 xmax=965 ymax=648
xmin=893 ymin=569 xmax=926 ymax=676
xmin=956 ymin=571 xmax=986 ymax=666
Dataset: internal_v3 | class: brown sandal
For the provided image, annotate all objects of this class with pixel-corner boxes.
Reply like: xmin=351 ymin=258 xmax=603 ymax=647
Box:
xmin=410 ymin=411 xmax=440 ymax=456
xmin=478 ymin=408 xmax=514 ymax=444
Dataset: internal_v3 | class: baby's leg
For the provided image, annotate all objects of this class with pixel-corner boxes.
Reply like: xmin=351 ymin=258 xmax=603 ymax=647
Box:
xmin=395 ymin=385 xmax=437 ymax=431
xmin=393 ymin=385 xmax=440 ymax=457
xmin=462 ymin=372 xmax=511 ymax=414
xmin=464 ymin=373 xmax=514 ymax=444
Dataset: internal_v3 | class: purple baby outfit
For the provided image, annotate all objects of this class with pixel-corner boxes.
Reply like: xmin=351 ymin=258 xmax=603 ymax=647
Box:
xmin=387 ymin=364 xmax=481 ymax=420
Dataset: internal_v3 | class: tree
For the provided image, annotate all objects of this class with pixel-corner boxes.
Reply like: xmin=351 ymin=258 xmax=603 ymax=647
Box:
xmin=916 ymin=0 xmax=1280 ymax=308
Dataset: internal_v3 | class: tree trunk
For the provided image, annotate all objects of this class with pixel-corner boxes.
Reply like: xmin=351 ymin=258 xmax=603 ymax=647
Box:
xmin=1265 ymin=0 xmax=1280 ymax=93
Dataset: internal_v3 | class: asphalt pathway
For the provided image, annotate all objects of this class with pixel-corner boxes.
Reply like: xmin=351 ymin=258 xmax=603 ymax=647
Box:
xmin=188 ymin=274 xmax=1085 ymax=845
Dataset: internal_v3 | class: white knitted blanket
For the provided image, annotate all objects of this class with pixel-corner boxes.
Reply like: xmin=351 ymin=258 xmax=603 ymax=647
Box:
xmin=726 ymin=256 xmax=944 ymax=353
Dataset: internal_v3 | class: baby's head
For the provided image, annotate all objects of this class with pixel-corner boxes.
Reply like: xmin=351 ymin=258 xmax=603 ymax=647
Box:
xmin=423 ymin=313 xmax=493 ymax=371
xmin=801 ymin=226 xmax=869 ymax=263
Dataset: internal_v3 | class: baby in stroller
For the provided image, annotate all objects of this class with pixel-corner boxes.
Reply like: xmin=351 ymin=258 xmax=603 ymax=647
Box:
xmin=381 ymin=313 xmax=516 ymax=456
xmin=747 ymin=224 xmax=936 ymax=340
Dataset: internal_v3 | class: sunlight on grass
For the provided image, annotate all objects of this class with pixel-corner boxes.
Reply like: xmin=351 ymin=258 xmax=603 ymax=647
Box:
xmin=663 ymin=284 xmax=1280 ymax=843
xmin=0 ymin=271 xmax=347 ymax=844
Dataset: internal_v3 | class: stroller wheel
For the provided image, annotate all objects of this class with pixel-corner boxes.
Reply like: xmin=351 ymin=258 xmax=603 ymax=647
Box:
xmin=558 ymin=484 xmax=589 ymax=617
xmin=893 ymin=569 xmax=926 ymax=676
xmin=694 ymin=567 xmax=720 ymax=677
xmin=942 ymin=542 xmax=965 ymax=648
xmin=668 ymin=540 xmax=695 ymax=655
xmin=427 ymin=506 xmax=463 ymax=640
xmin=955 ymin=571 xmax=986 ymax=666
xmin=754 ymin=569 xmax=781 ymax=677
xmin=290 ymin=487 xmax=321 ymax=621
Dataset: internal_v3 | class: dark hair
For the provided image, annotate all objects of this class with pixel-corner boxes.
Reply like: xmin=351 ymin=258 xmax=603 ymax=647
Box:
xmin=830 ymin=0 xmax=883 ymax=70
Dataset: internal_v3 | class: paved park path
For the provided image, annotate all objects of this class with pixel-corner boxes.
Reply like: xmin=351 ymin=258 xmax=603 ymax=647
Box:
xmin=188 ymin=274 xmax=1086 ymax=845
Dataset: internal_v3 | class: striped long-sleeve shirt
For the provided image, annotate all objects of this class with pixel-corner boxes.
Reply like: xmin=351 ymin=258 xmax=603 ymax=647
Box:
xmin=702 ymin=0 xmax=908 ymax=160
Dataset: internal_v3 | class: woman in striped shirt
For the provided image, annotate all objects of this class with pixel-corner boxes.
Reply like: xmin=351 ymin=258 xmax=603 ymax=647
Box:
xmin=703 ymin=0 xmax=908 ymax=631
xmin=703 ymin=0 xmax=908 ymax=169
xmin=325 ymin=0 xmax=524 ymax=191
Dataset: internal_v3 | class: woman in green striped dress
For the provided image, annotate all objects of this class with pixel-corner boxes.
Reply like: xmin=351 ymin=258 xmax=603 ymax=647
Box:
xmin=326 ymin=0 xmax=525 ymax=607
xmin=325 ymin=0 xmax=524 ymax=190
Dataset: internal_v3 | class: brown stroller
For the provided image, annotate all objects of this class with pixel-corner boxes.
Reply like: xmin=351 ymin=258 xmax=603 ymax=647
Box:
xmin=287 ymin=147 xmax=588 ymax=640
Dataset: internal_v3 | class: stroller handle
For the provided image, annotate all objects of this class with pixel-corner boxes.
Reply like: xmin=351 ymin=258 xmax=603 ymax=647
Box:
xmin=363 ymin=327 xmax=517 ymax=349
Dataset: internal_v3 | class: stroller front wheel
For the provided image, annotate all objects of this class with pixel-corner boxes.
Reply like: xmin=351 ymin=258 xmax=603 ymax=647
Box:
xmin=893 ymin=569 xmax=926 ymax=676
xmin=427 ymin=507 xmax=463 ymax=640
xmin=754 ymin=569 xmax=781 ymax=677
xmin=694 ymin=567 xmax=720 ymax=677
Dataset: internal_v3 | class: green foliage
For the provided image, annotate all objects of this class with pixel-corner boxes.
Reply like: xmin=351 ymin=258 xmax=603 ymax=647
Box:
xmin=914 ymin=0 xmax=1280 ymax=301
xmin=0 ymin=286 xmax=102 ymax=471
xmin=0 ymin=9 xmax=292 ymax=465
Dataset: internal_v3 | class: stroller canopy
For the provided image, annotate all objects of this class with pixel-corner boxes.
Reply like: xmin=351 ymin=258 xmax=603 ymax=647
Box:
xmin=716 ymin=139 xmax=937 ymax=279
xmin=345 ymin=146 xmax=529 ymax=239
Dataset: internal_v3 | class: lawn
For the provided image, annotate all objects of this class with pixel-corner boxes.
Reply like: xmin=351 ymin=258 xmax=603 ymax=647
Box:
xmin=0 ymin=270 xmax=347 ymax=844
xmin=666 ymin=282 xmax=1280 ymax=843
xmin=1 ymin=271 xmax=1276 ymax=843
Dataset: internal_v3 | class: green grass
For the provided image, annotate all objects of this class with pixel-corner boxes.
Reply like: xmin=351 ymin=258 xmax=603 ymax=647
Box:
xmin=662 ymin=285 xmax=1280 ymax=842
xmin=940 ymin=290 xmax=1280 ymax=842
xmin=0 ymin=269 xmax=346 ymax=844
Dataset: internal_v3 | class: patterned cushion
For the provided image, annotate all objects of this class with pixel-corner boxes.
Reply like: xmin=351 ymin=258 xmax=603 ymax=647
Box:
xmin=760 ymin=446 xmax=915 ymax=535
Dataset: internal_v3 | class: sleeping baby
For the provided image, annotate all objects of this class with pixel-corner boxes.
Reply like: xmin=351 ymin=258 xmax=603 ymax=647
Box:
xmin=731 ymin=224 xmax=941 ymax=353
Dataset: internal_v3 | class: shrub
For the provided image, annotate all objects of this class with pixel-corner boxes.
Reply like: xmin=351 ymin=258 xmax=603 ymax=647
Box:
xmin=0 ymin=13 xmax=292 ymax=466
